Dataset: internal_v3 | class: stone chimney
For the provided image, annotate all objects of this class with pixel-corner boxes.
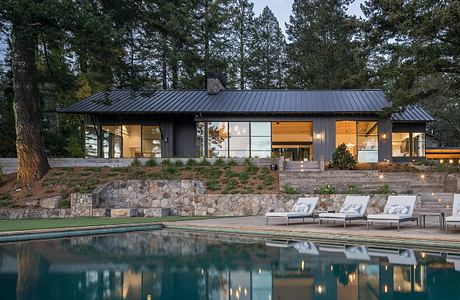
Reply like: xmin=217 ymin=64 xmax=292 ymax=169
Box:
xmin=207 ymin=75 xmax=226 ymax=95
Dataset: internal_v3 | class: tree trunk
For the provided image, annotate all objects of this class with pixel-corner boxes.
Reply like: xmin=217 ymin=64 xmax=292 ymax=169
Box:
xmin=161 ymin=33 xmax=168 ymax=89
xmin=204 ymin=0 xmax=209 ymax=88
xmin=11 ymin=24 xmax=50 ymax=187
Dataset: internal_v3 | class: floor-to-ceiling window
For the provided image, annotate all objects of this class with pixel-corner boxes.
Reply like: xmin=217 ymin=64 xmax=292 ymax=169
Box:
xmin=102 ymin=126 xmax=122 ymax=158
xmin=336 ymin=121 xmax=357 ymax=157
xmin=229 ymin=122 xmax=250 ymax=157
xmin=392 ymin=131 xmax=426 ymax=160
xmin=142 ymin=126 xmax=162 ymax=158
xmin=122 ymin=125 xmax=141 ymax=158
xmin=336 ymin=121 xmax=378 ymax=163
xmin=412 ymin=133 xmax=425 ymax=157
xmin=85 ymin=125 xmax=98 ymax=157
xmin=96 ymin=125 xmax=161 ymax=158
xmin=251 ymin=122 xmax=271 ymax=158
xmin=392 ymin=133 xmax=410 ymax=158
xmin=208 ymin=122 xmax=229 ymax=157
xmin=271 ymin=122 xmax=313 ymax=161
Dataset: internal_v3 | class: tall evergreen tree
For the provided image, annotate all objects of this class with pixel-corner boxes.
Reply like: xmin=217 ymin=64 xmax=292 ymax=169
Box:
xmin=247 ymin=7 xmax=286 ymax=89
xmin=362 ymin=0 xmax=460 ymax=145
xmin=234 ymin=0 xmax=255 ymax=89
xmin=286 ymin=0 xmax=367 ymax=89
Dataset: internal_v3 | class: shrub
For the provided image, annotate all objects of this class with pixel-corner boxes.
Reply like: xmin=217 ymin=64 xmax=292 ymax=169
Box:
xmin=330 ymin=143 xmax=356 ymax=170
xmin=346 ymin=184 xmax=361 ymax=194
xmin=226 ymin=159 xmax=238 ymax=167
xmin=58 ymin=197 xmax=71 ymax=208
xmin=207 ymin=179 xmax=221 ymax=191
xmin=315 ymin=184 xmax=336 ymax=194
xmin=214 ymin=158 xmax=225 ymax=166
xmin=161 ymin=159 xmax=172 ymax=166
xmin=376 ymin=184 xmax=391 ymax=194
xmin=145 ymin=158 xmax=157 ymax=167
xmin=186 ymin=158 xmax=197 ymax=166
xmin=199 ymin=158 xmax=211 ymax=166
xmin=130 ymin=157 xmax=141 ymax=167
xmin=281 ymin=184 xmax=297 ymax=194
xmin=175 ymin=160 xmax=184 ymax=167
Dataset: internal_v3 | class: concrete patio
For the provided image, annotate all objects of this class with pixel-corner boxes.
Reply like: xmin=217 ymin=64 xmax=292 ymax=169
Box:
xmin=165 ymin=216 xmax=460 ymax=250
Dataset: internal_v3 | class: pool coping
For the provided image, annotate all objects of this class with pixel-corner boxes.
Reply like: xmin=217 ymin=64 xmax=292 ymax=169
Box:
xmin=163 ymin=223 xmax=460 ymax=252
xmin=0 ymin=223 xmax=163 ymax=243
xmin=2 ymin=220 xmax=460 ymax=252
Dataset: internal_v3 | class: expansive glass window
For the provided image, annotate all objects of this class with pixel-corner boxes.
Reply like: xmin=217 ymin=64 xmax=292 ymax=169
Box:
xmin=251 ymin=122 xmax=271 ymax=158
xmin=357 ymin=121 xmax=378 ymax=163
xmin=196 ymin=122 xmax=206 ymax=157
xmin=122 ymin=125 xmax=141 ymax=158
xmin=412 ymin=133 xmax=425 ymax=157
xmin=85 ymin=125 xmax=98 ymax=157
xmin=272 ymin=122 xmax=313 ymax=161
xmin=392 ymin=132 xmax=410 ymax=157
xmin=207 ymin=122 xmax=229 ymax=157
xmin=102 ymin=126 xmax=122 ymax=158
xmin=142 ymin=126 xmax=162 ymax=158
xmin=336 ymin=121 xmax=357 ymax=157
xmin=229 ymin=122 xmax=250 ymax=157
xmin=336 ymin=121 xmax=378 ymax=163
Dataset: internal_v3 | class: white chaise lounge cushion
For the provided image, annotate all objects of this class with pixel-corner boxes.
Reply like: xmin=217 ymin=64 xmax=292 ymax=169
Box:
xmin=446 ymin=194 xmax=460 ymax=223
xmin=265 ymin=197 xmax=319 ymax=218
xmin=367 ymin=214 xmax=413 ymax=220
xmin=319 ymin=195 xmax=370 ymax=219
xmin=367 ymin=195 xmax=417 ymax=220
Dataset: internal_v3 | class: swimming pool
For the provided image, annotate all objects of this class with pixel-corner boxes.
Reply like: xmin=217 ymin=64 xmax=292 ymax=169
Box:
xmin=0 ymin=229 xmax=459 ymax=299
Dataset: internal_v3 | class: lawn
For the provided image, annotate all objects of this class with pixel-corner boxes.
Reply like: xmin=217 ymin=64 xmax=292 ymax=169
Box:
xmin=0 ymin=216 xmax=211 ymax=232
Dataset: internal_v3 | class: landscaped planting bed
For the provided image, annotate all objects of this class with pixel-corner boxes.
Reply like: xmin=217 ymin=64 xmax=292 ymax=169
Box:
xmin=0 ymin=158 xmax=279 ymax=208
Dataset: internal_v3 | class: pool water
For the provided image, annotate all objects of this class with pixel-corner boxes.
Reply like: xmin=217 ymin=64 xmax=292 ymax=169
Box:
xmin=0 ymin=230 xmax=460 ymax=300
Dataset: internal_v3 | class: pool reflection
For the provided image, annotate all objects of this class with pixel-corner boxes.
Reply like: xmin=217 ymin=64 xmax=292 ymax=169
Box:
xmin=0 ymin=230 xmax=459 ymax=300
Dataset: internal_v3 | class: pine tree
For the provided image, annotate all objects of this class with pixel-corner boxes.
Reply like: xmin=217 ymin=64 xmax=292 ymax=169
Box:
xmin=247 ymin=7 xmax=286 ymax=89
xmin=362 ymin=0 xmax=460 ymax=145
xmin=286 ymin=0 xmax=367 ymax=89
xmin=234 ymin=0 xmax=255 ymax=89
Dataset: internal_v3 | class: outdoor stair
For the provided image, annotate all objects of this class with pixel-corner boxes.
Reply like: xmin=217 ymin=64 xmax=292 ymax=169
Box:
xmin=283 ymin=161 xmax=321 ymax=172
xmin=417 ymin=193 xmax=454 ymax=215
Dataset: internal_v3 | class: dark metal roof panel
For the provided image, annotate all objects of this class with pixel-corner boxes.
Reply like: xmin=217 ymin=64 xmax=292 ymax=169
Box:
xmin=59 ymin=89 xmax=434 ymax=121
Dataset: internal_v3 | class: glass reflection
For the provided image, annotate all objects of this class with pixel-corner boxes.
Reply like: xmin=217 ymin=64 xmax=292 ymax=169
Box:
xmin=1 ymin=231 xmax=460 ymax=300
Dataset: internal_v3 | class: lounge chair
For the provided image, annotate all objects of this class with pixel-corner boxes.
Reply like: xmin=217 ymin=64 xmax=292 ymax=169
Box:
xmin=445 ymin=194 xmax=460 ymax=233
xmin=318 ymin=196 xmax=369 ymax=228
xmin=366 ymin=195 xmax=418 ymax=231
xmin=293 ymin=241 xmax=319 ymax=255
xmin=265 ymin=197 xmax=319 ymax=225
xmin=318 ymin=243 xmax=370 ymax=261
xmin=446 ymin=253 xmax=460 ymax=271
xmin=368 ymin=247 xmax=417 ymax=265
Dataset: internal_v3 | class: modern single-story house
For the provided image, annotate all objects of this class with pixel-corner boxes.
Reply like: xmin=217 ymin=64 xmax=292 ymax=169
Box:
xmin=60 ymin=77 xmax=435 ymax=163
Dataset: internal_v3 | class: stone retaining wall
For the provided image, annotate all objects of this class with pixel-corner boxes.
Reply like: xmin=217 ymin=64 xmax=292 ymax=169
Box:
xmin=280 ymin=170 xmax=460 ymax=193
xmin=0 ymin=208 xmax=72 ymax=219
xmin=67 ymin=179 xmax=414 ymax=217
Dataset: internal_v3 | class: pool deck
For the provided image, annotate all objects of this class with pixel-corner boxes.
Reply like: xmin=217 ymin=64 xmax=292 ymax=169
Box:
xmin=165 ymin=216 xmax=460 ymax=251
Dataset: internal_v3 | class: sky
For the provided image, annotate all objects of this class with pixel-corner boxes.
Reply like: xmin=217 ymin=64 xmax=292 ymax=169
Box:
xmin=0 ymin=1 xmax=366 ymax=63
xmin=253 ymin=0 xmax=366 ymax=33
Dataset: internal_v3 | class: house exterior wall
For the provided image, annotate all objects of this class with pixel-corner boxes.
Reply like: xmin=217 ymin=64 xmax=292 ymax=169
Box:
xmin=84 ymin=113 xmax=427 ymax=162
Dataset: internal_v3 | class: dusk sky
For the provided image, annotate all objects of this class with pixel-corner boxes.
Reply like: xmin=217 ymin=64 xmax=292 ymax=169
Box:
xmin=0 ymin=1 xmax=366 ymax=61
xmin=253 ymin=0 xmax=366 ymax=33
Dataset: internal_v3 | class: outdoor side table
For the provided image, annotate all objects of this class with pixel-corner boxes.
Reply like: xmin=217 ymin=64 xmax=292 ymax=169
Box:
xmin=419 ymin=212 xmax=445 ymax=229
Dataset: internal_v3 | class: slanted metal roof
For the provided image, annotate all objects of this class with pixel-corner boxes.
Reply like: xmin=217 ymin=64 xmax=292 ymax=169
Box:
xmin=392 ymin=105 xmax=436 ymax=122
xmin=60 ymin=89 xmax=434 ymax=122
